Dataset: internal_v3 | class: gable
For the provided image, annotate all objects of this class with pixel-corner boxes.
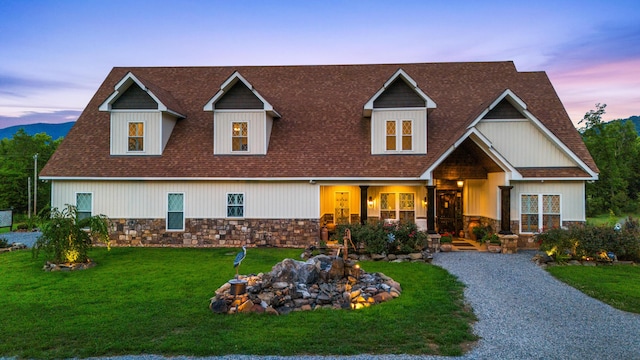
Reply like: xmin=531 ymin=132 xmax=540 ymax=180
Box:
xmin=483 ymin=99 xmax=525 ymax=119
xmin=373 ymin=78 xmax=425 ymax=108
xmin=215 ymin=81 xmax=264 ymax=110
xmin=111 ymin=83 xmax=158 ymax=109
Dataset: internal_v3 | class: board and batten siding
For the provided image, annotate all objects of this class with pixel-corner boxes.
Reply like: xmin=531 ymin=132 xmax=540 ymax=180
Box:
xmin=161 ymin=113 xmax=177 ymax=151
xmin=213 ymin=111 xmax=270 ymax=155
xmin=370 ymin=109 xmax=427 ymax=155
xmin=510 ymin=181 xmax=585 ymax=222
xmin=110 ymin=111 xmax=162 ymax=155
xmin=464 ymin=172 xmax=503 ymax=219
xmin=51 ymin=181 xmax=319 ymax=219
xmin=476 ymin=120 xmax=576 ymax=167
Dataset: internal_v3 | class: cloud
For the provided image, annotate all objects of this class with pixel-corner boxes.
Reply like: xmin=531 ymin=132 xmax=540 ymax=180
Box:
xmin=0 ymin=110 xmax=80 ymax=129
xmin=0 ymin=74 xmax=89 ymax=97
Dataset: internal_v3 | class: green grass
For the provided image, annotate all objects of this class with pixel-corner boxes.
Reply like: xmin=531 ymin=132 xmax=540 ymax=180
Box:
xmin=547 ymin=264 xmax=640 ymax=313
xmin=586 ymin=212 xmax=639 ymax=226
xmin=0 ymin=248 xmax=477 ymax=359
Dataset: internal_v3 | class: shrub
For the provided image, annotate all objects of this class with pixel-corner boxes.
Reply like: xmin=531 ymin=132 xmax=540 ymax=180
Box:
xmin=33 ymin=205 xmax=110 ymax=264
xmin=335 ymin=221 xmax=427 ymax=255
xmin=0 ymin=237 xmax=9 ymax=248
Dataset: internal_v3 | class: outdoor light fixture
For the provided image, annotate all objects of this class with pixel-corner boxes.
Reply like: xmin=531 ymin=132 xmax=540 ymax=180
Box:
xmin=368 ymin=196 xmax=373 ymax=208
xmin=457 ymin=180 xmax=464 ymax=188
xmin=353 ymin=264 xmax=361 ymax=278
xmin=423 ymin=196 xmax=427 ymax=207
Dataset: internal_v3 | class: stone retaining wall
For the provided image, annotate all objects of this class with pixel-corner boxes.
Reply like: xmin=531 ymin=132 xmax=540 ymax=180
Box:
xmin=109 ymin=218 xmax=320 ymax=248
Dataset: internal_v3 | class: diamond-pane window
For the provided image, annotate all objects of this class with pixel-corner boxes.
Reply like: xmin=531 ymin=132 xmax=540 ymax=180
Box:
xmin=232 ymin=122 xmax=248 ymax=151
xmin=401 ymin=120 xmax=412 ymax=150
xmin=335 ymin=192 xmax=350 ymax=224
xmin=167 ymin=193 xmax=184 ymax=230
xmin=521 ymin=194 xmax=561 ymax=233
xmin=76 ymin=193 xmax=92 ymax=221
xmin=386 ymin=121 xmax=396 ymax=151
xmin=227 ymin=193 xmax=244 ymax=217
xmin=128 ymin=122 xmax=144 ymax=151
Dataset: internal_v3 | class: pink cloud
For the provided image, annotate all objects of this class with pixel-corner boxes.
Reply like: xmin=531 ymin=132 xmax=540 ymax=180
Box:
xmin=550 ymin=59 xmax=640 ymax=124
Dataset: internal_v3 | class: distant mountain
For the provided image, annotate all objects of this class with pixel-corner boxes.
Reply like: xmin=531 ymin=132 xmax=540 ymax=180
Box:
xmin=0 ymin=122 xmax=75 ymax=140
xmin=617 ymin=115 xmax=640 ymax=134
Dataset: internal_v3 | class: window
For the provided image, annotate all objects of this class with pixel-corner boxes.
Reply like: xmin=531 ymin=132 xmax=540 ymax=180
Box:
xmin=381 ymin=192 xmax=415 ymax=221
xmin=385 ymin=120 xmax=412 ymax=151
xmin=521 ymin=194 xmax=560 ymax=233
xmin=128 ymin=122 xmax=144 ymax=151
xmin=227 ymin=193 xmax=244 ymax=217
xmin=167 ymin=193 xmax=184 ymax=231
xmin=402 ymin=120 xmax=412 ymax=150
xmin=232 ymin=122 xmax=248 ymax=151
xmin=381 ymin=193 xmax=396 ymax=220
xmin=76 ymin=193 xmax=92 ymax=221
xmin=335 ymin=192 xmax=350 ymax=224
xmin=386 ymin=121 xmax=396 ymax=151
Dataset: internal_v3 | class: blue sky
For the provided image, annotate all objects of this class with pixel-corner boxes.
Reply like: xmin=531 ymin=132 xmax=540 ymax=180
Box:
xmin=0 ymin=0 xmax=638 ymax=128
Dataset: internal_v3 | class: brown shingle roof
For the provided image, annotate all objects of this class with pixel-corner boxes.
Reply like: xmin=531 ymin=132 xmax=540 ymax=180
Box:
xmin=40 ymin=62 xmax=598 ymax=179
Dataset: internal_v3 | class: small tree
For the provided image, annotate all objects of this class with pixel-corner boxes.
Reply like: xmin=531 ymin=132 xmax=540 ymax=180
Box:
xmin=33 ymin=205 xmax=110 ymax=264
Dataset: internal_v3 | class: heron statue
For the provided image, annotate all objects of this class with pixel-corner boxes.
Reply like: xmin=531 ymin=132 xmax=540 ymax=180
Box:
xmin=233 ymin=245 xmax=247 ymax=278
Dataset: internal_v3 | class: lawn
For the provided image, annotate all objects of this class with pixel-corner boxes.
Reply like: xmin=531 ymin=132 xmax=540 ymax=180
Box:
xmin=547 ymin=264 xmax=640 ymax=314
xmin=0 ymin=247 xmax=477 ymax=359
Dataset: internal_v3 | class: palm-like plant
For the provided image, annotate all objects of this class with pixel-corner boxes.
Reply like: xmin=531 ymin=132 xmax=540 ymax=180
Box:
xmin=33 ymin=205 xmax=110 ymax=264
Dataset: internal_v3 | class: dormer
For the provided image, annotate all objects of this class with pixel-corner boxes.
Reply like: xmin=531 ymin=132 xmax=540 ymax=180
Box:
xmin=204 ymin=71 xmax=280 ymax=155
xmin=99 ymin=72 xmax=184 ymax=156
xmin=364 ymin=69 xmax=436 ymax=155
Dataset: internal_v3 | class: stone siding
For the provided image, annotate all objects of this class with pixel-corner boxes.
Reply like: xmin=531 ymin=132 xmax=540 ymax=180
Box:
xmin=109 ymin=218 xmax=320 ymax=248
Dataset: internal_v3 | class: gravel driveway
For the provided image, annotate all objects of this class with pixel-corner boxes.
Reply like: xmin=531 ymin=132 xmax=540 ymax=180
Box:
xmin=2 ymin=249 xmax=639 ymax=360
xmin=0 ymin=231 xmax=40 ymax=248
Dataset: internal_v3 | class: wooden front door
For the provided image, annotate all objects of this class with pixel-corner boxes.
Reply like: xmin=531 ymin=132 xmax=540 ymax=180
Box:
xmin=437 ymin=190 xmax=463 ymax=235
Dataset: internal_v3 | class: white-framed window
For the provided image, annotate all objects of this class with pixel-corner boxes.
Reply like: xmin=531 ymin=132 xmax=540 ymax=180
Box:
xmin=386 ymin=120 xmax=396 ymax=151
xmin=128 ymin=121 xmax=144 ymax=152
xmin=335 ymin=192 xmax=350 ymax=224
xmin=227 ymin=193 xmax=244 ymax=218
xmin=167 ymin=193 xmax=184 ymax=231
xmin=520 ymin=194 xmax=561 ymax=233
xmin=76 ymin=192 xmax=92 ymax=222
xmin=385 ymin=120 xmax=412 ymax=152
xmin=232 ymin=122 xmax=248 ymax=151
xmin=381 ymin=192 xmax=415 ymax=221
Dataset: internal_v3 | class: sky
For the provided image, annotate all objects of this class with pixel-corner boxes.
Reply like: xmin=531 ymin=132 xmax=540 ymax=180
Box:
xmin=0 ymin=0 xmax=638 ymax=129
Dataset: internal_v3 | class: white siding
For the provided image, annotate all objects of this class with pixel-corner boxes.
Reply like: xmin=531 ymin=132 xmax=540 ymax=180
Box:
xmin=371 ymin=109 xmax=427 ymax=154
xmin=51 ymin=181 xmax=320 ymax=219
xmin=476 ymin=120 xmax=576 ymax=167
xmin=110 ymin=112 xmax=162 ymax=155
xmin=161 ymin=113 xmax=177 ymax=151
xmin=464 ymin=172 xmax=503 ymax=219
xmin=511 ymin=181 xmax=585 ymax=222
xmin=213 ymin=111 xmax=267 ymax=155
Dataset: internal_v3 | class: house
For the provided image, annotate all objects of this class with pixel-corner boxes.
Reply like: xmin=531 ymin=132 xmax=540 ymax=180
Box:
xmin=40 ymin=62 xmax=598 ymax=248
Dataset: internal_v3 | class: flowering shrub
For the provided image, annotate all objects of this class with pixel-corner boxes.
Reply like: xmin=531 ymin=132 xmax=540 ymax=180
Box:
xmin=336 ymin=221 xmax=427 ymax=255
xmin=537 ymin=218 xmax=640 ymax=262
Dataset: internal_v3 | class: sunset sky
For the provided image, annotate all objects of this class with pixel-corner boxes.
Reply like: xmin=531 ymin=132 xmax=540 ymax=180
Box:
xmin=0 ymin=0 xmax=638 ymax=129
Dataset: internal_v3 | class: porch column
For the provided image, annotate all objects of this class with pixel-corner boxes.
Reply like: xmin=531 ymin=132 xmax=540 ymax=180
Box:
xmin=499 ymin=185 xmax=513 ymax=234
xmin=426 ymin=185 xmax=437 ymax=234
xmin=359 ymin=185 xmax=369 ymax=225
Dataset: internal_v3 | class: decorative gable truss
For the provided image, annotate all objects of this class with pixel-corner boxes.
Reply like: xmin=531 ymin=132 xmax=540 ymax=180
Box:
xmin=99 ymin=72 xmax=185 ymax=156
xmin=364 ymin=69 xmax=437 ymax=155
xmin=204 ymin=72 xmax=280 ymax=155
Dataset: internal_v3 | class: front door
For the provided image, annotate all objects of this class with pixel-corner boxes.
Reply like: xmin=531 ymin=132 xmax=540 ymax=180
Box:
xmin=437 ymin=190 xmax=462 ymax=235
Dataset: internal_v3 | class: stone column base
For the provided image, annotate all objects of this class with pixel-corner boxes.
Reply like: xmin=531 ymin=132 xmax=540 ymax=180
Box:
xmin=499 ymin=234 xmax=519 ymax=254
xmin=427 ymin=234 xmax=441 ymax=253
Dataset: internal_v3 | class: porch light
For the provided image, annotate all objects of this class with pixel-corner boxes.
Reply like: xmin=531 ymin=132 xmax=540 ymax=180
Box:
xmin=457 ymin=180 xmax=464 ymax=188
xmin=423 ymin=197 xmax=427 ymax=208
xmin=368 ymin=196 xmax=373 ymax=208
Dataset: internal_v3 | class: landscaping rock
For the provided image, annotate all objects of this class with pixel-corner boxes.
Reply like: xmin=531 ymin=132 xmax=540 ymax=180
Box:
xmin=210 ymin=255 xmax=400 ymax=315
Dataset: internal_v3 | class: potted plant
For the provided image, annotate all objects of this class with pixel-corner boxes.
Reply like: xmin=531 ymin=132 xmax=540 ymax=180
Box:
xmin=440 ymin=232 xmax=453 ymax=252
xmin=486 ymin=233 xmax=501 ymax=253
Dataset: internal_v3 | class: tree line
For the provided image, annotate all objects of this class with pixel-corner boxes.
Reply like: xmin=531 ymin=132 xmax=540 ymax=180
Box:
xmin=0 ymin=129 xmax=61 ymax=215
xmin=580 ymin=104 xmax=640 ymax=216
